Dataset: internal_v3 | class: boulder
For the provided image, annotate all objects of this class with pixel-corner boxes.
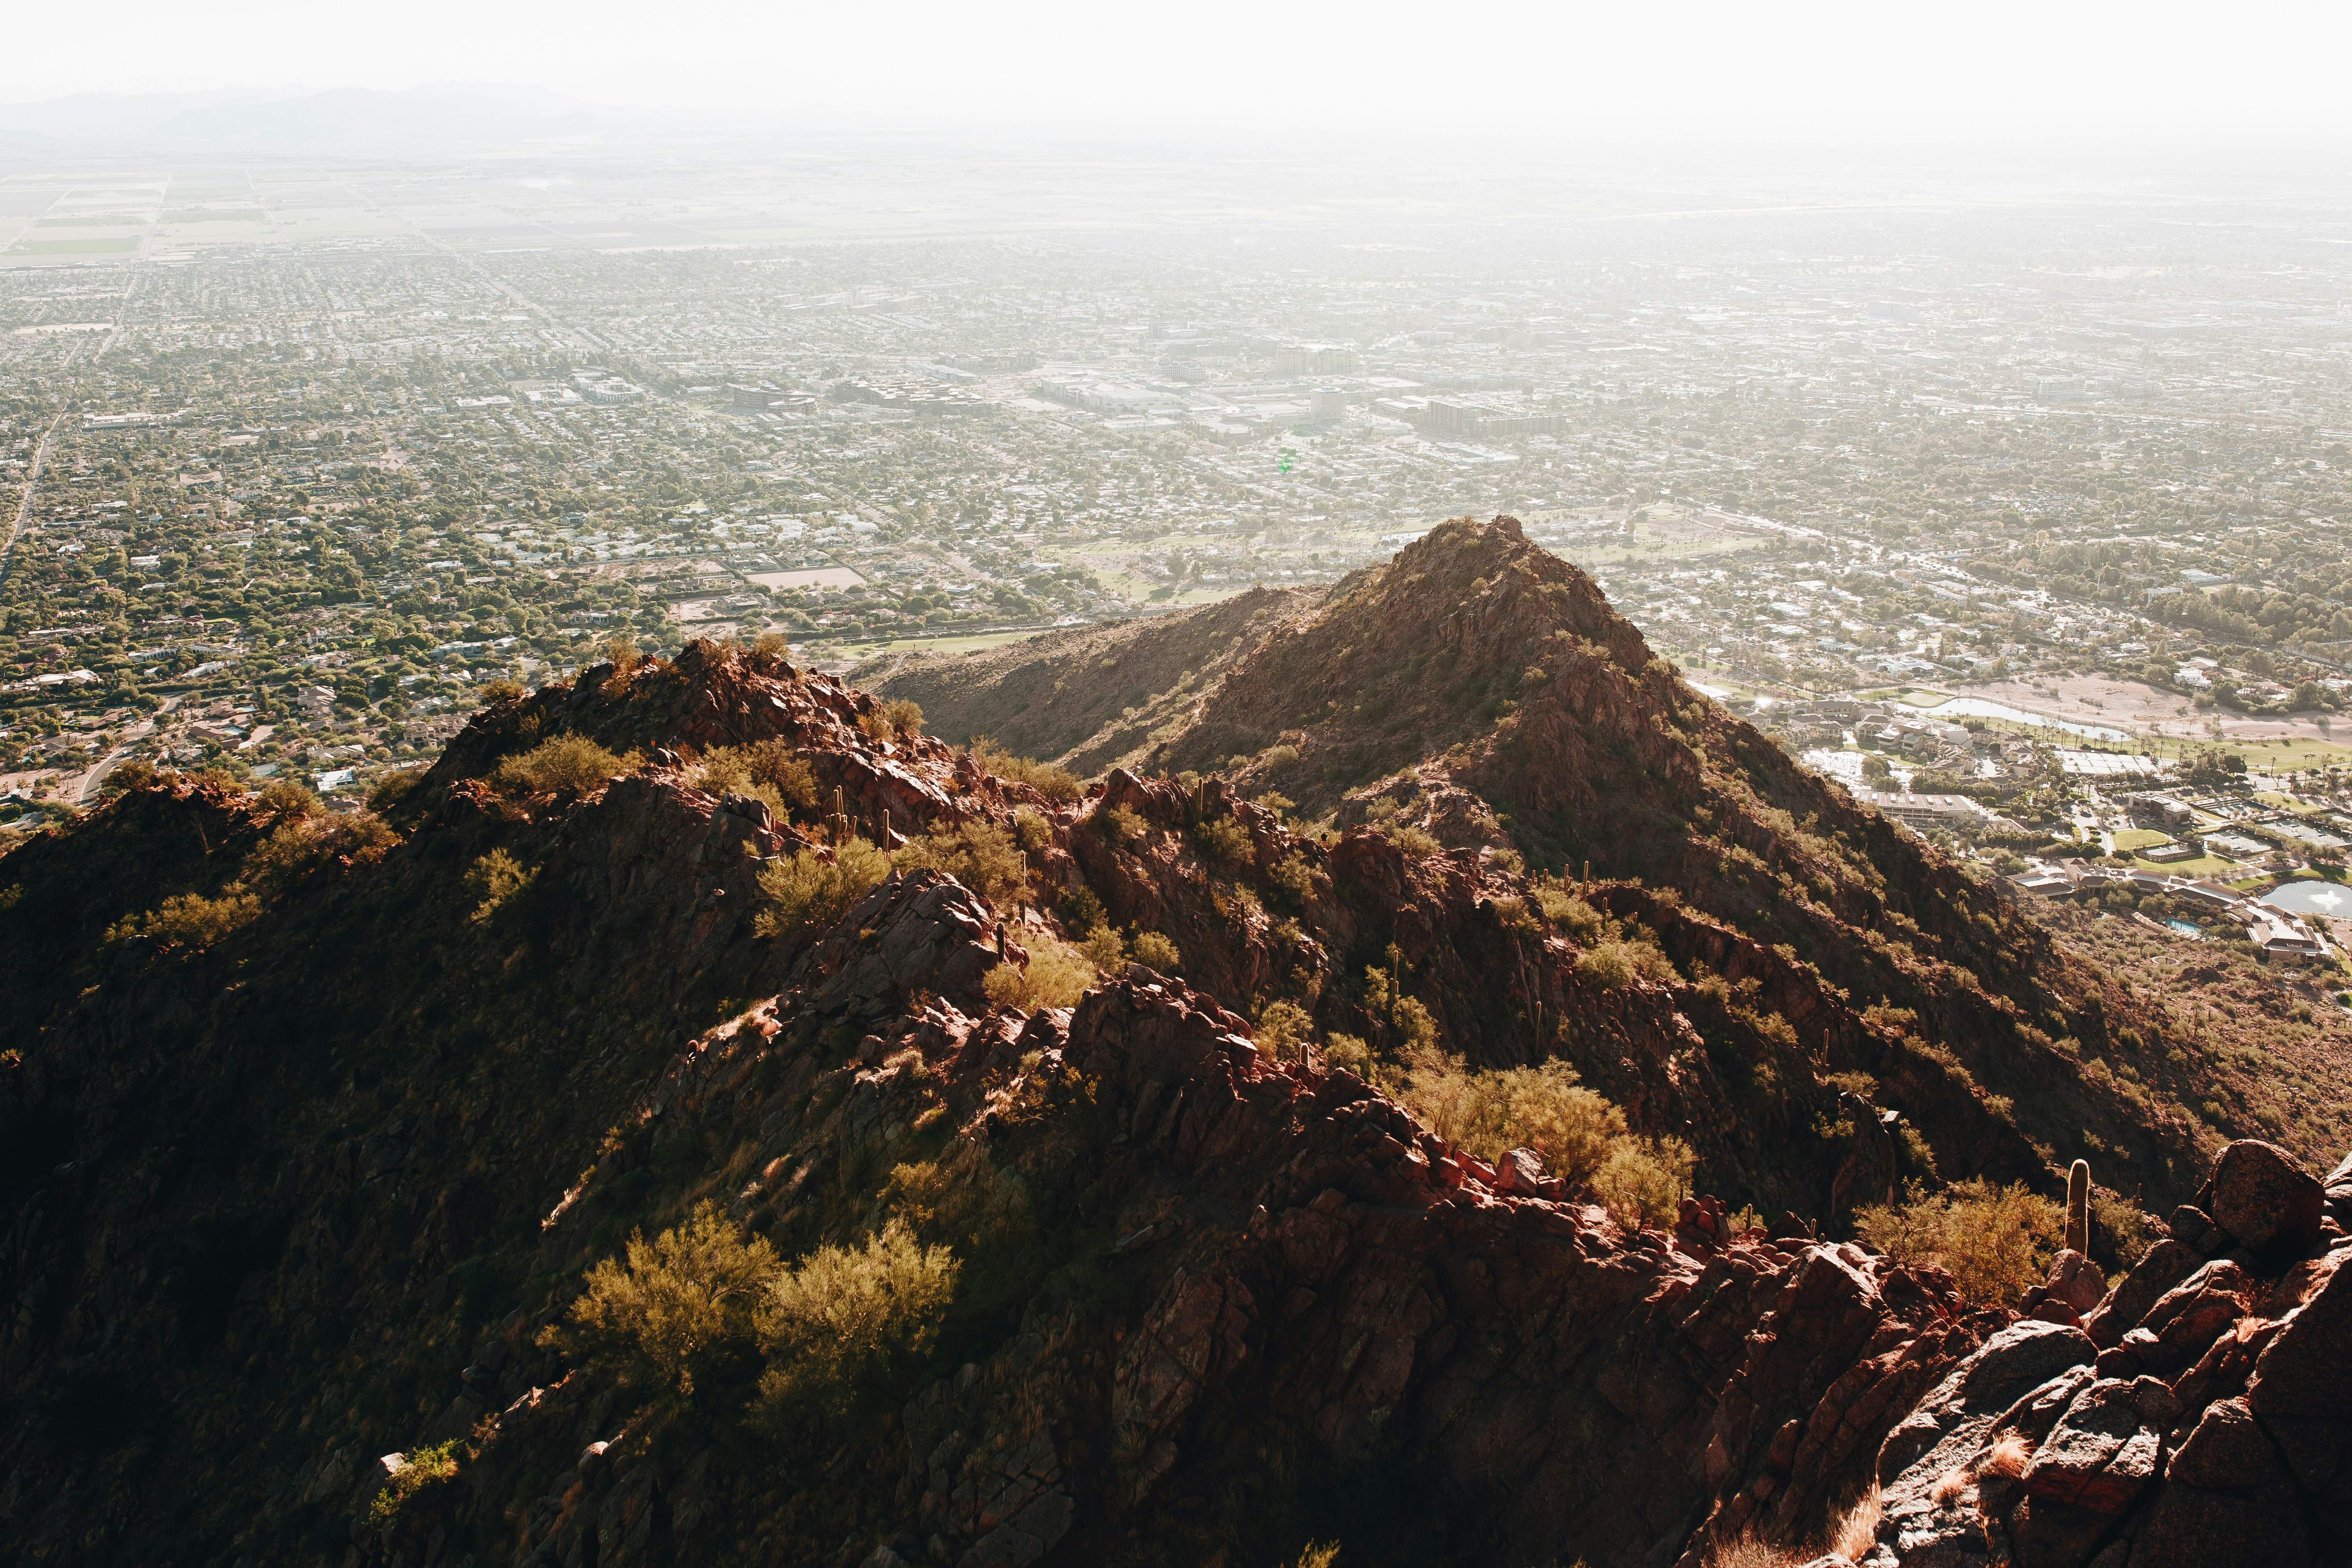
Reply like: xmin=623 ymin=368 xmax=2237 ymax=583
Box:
xmin=2082 ymin=1240 xmax=2200 ymax=1348
xmin=1877 ymin=1319 xmax=2097 ymax=1486
xmin=2245 ymin=1250 xmax=2352 ymax=1533
xmin=1495 ymin=1146 xmax=1545 ymax=1196
xmin=2128 ymin=1259 xmax=2252 ymax=1376
xmin=2198 ymin=1139 xmax=2324 ymax=1258
xmin=2011 ymin=1377 xmax=2166 ymax=1566
xmin=2046 ymin=1250 xmax=2106 ymax=1316
xmin=2324 ymin=1150 xmax=2352 ymax=1231
xmin=2166 ymin=1204 xmax=2227 ymax=1258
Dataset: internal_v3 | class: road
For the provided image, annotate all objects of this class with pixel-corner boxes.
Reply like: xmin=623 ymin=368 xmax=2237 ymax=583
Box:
xmin=0 ymin=407 xmax=68 ymax=596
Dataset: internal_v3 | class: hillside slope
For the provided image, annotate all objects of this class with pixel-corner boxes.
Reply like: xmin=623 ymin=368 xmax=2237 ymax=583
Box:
xmin=3 ymin=578 xmax=2348 ymax=1568
xmin=850 ymin=586 xmax=1310 ymax=774
xmin=873 ymin=518 xmax=2299 ymax=1208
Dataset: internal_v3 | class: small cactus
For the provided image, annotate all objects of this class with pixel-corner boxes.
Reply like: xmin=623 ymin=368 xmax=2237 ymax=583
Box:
xmin=2066 ymin=1158 xmax=2091 ymax=1255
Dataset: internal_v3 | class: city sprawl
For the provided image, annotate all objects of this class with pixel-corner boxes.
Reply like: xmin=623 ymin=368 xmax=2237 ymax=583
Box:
xmin=9 ymin=152 xmax=2352 ymax=948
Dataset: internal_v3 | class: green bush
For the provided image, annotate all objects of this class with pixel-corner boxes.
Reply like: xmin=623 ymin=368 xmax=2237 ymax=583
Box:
xmin=894 ymin=820 xmax=1029 ymax=903
xmin=241 ymin=812 xmax=400 ymax=896
xmin=972 ymin=739 xmax=1084 ymax=802
xmin=1323 ymin=1033 xmax=1374 ymax=1078
xmin=754 ymin=837 xmax=892 ymax=939
xmin=1131 ymin=929 xmax=1181 ymax=971
xmin=1266 ymin=851 xmax=1316 ymax=906
xmin=464 ymin=849 xmax=532 ymax=924
xmin=545 ymin=1200 xmax=779 ymax=1398
xmin=1398 ymin=1047 xmax=1693 ymax=1230
xmin=1078 ymin=924 xmax=1125 ymax=972
xmin=1855 ymin=1179 xmax=2065 ymax=1306
xmin=755 ymin=1219 xmax=958 ymax=1421
xmin=106 ymin=890 xmax=261 ymax=948
xmin=1535 ymin=885 xmax=1604 ymax=941
xmin=367 ymin=1440 xmax=460 ymax=1525
xmin=1095 ymin=804 xmax=1149 ymax=844
xmin=693 ymin=740 xmax=817 ymax=816
xmin=1193 ymin=816 xmax=1254 ymax=871
xmin=1255 ymin=999 xmax=1314 ymax=1064
xmin=857 ymin=698 xmax=925 ymax=742
xmin=492 ymin=733 xmax=633 ymax=796
xmin=258 ymin=777 xmax=323 ymax=818
xmin=97 ymin=757 xmax=160 ymax=795
xmin=1575 ymin=935 xmax=1679 ymax=989
xmin=982 ymin=932 xmax=1096 ymax=1010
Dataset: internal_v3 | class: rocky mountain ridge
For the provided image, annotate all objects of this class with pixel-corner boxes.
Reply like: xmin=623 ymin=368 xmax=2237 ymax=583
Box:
xmin=0 ymin=539 xmax=2344 ymax=1568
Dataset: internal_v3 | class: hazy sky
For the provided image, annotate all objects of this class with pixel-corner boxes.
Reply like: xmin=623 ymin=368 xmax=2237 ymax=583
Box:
xmin=8 ymin=0 xmax=2352 ymax=146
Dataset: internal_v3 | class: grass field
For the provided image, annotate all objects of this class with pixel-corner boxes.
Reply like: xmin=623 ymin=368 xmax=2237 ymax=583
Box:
xmin=2112 ymin=828 xmax=2173 ymax=851
xmin=8 ymin=237 xmax=139 ymax=255
xmin=2132 ymin=853 xmax=2238 ymax=877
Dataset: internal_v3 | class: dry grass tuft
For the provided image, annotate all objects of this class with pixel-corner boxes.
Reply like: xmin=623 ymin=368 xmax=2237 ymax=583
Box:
xmin=1980 ymin=1432 xmax=2032 ymax=1479
xmin=1704 ymin=1534 xmax=1797 ymax=1568
xmin=1831 ymin=1486 xmax=1883 ymax=1557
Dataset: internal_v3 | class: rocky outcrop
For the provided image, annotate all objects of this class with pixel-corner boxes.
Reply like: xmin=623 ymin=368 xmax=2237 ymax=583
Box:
xmin=1856 ymin=1138 xmax=2352 ymax=1568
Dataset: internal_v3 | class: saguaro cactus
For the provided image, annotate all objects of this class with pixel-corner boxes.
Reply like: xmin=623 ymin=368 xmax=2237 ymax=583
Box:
xmin=2066 ymin=1158 xmax=2091 ymax=1255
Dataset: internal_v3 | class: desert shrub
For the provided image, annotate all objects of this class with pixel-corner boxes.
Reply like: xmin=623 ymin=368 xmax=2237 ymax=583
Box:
xmin=1383 ymin=822 xmax=1442 ymax=856
xmin=1131 ymin=929 xmax=1181 ymax=971
xmin=1364 ymin=962 xmax=1440 ymax=1055
xmin=258 ymin=778 xmax=323 ymax=818
xmin=752 ymin=630 xmax=792 ymax=660
xmin=1291 ymin=1546 xmax=1340 ymax=1568
xmin=1012 ymin=809 xmax=1052 ymax=852
xmin=98 ymin=757 xmax=160 ymax=795
xmin=367 ymin=1440 xmax=460 ymax=1525
xmin=754 ymin=837 xmax=892 ymax=938
xmin=367 ymin=767 xmax=427 ymax=814
xmin=1193 ymin=816 xmax=1253 ymax=871
xmin=690 ymin=742 xmax=815 ymax=819
xmin=1575 ymin=936 xmax=1678 ymax=989
xmin=479 ymin=677 xmax=526 ymax=704
xmin=106 ymin=890 xmax=261 ymax=948
xmin=1095 ymin=803 xmax=1149 ymax=844
xmin=1490 ymin=895 xmax=1540 ymax=933
xmin=1060 ymin=884 xmax=1109 ymax=935
xmin=1536 ymin=885 xmax=1605 ymax=941
xmin=545 ymin=1200 xmax=778 ymax=1398
xmin=895 ymin=819 xmax=1029 ymax=903
xmin=755 ymin=1219 xmax=958 ymax=1420
xmin=492 ymin=733 xmax=632 ymax=796
xmin=1399 ymin=1047 xmax=1691 ymax=1228
xmin=241 ymin=812 xmax=400 ymax=895
xmin=982 ymin=933 xmax=1096 ymax=1010
xmin=2089 ymin=1188 xmax=2154 ymax=1269
xmin=1400 ymin=1050 xmax=1621 ymax=1181
xmin=1855 ymin=1179 xmax=2065 ymax=1306
xmin=1591 ymin=1136 xmax=1696 ymax=1231
xmin=602 ymin=634 xmax=644 ymax=677
xmin=1266 ymin=851 xmax=1316 ymax=906
xmin=883 ymin=1155 xmax=1035 ymax=1259
xmin=857 ymin=697 xmax=925 ymax=742
xmin=464 ymin=848 xmax=533 ymax=924
xmin=971 ymin=739 xmax=1084 ymax=802
xmin=1255 ymin=999 xmax=1314 ymax=1064
xmin=1079 ymin=924 xmax=1125 ymax=971
xmin=1323 ymin=1033 xmax=1374 ymax=1078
